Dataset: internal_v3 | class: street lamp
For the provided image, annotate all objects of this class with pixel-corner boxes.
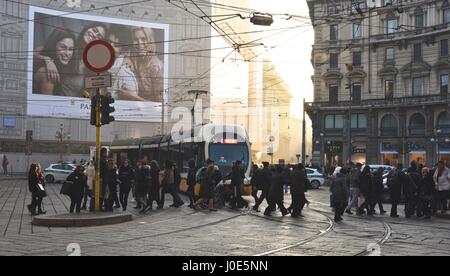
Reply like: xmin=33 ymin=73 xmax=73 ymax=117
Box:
xmin=320 ymin=133 xmax=324 ymax=167
xmin=250 ymin=13 xmax=274 ymax=26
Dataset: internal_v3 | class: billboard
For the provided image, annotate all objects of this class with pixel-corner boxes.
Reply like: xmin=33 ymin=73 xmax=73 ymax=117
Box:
xmin=27 ymin=6 xmax=169 ymax=122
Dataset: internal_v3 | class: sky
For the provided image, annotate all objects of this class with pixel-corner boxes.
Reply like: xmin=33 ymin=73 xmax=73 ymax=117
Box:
xmin=211 ymin=0 xmax=314 ymax=119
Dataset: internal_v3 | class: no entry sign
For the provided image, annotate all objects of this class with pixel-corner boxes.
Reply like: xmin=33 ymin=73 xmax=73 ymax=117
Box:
xmin=83 ymin=40 xmax=116 ymax=73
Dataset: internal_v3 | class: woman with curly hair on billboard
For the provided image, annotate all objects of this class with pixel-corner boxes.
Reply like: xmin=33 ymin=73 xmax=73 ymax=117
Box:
xmin=33 ymin=28 xmax=83 ymax=97
xmin=130 ymin=27 xmax=164 ymax=102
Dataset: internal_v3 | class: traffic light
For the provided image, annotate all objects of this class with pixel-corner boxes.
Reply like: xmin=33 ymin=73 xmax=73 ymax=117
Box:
xmin=90 ymin=95 xmax=98 ymax=126
xmin=100 ymin=95 xmax=115 ymax=125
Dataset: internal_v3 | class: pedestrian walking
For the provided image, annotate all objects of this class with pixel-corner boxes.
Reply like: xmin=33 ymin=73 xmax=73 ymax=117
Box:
xmin=84 ymin=160 xmax=95 ymax=211
xmin=135 ymin=161 xmax=150 ymax=212
xmin=433 ymin=161 xmax=450 ymax=214
xmin=405 ymin=161 xmax=420 ymax=218
xmin=372 ymin=167 xmax=387 ymax=215
xmin=147 ymin=160 xmax=161 ymax=211
xmin=264 ymin=166 xmax=289 ymax=217
xmin=187 ymin=160 xmax=197 ymax=208
xmin=66 ymin=165 xmax=87 ymax=213
xmin=104 ymin=160 xmax=119 ymax=212
xmin=289 ymin=164 xmax=308 ymax=218
xmin=225 ymin=160 xmax=246 ymax=209
xmin=118 ymin=159 xmax=135 ymax=211
xmin=358 ymin=165 xmax=373 ymax=216
xmin=250 ymin=164 xmax=260 ymax=204
xmin=253 ymin=162 xmax=271 ymax=212
xmin=388 ymin=164 xmax=406 ymax=218
xmin=345 ymin=163 xmax=362 ymax=215
xmin=330 ymin=167 xmax=349 ymax=222
xmin=27 ymin=163 xmax=46 ymax=216
xmin=420 ymin=167 xmax=435 ymax=219
xmin=2 ymin=155 xmax=9 ymax=175
xmin=160 ymin=160 xmax=184 ymax=209
xmin=194 ymin=160 xmax=218 ymax=212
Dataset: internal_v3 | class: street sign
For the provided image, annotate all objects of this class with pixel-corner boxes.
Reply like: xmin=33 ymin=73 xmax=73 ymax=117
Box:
xmin=85 ymin=74 xmax=112 ymax=89
xmin=83 ymin=40 xmax=116 ymax=73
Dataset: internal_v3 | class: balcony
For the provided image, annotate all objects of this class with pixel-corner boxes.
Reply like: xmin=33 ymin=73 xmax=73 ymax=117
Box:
xmin=305 ymin=94 xmax=450 ymax=112
xmin=371 ymin=24 xmax=450 ymax=43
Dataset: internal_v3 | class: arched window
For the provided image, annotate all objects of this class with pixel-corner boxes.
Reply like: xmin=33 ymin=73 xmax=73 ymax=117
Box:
xmin=409 ymin=113 xmax=426 ymax=136
xmin=443 ymin=1 xmax=450 ymax=24
xmin=437 ymin=111 xmax=450 ymax=134
xmin=381 ymin=114 xmax=398 ymax=136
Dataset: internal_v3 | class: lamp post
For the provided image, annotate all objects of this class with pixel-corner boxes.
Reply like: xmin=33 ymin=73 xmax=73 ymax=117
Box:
xmin=320 ymin=132 xmax=324 ymax=167
xmin=55 ymin=123 xmax=71 ymax=162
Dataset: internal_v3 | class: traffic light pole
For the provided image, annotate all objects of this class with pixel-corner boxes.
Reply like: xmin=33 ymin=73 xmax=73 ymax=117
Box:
xmin=95 ymin=87 xmax=101 ymax=212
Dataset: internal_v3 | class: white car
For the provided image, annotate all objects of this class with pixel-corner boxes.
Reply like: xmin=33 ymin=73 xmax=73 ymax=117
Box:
xmin=306 ymin=168 xmax=324 ymax=189
xmin=43 ymin=163 xmax=77 ymax=183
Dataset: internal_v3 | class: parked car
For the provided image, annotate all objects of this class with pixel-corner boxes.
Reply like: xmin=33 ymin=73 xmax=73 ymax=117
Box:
xmin=306 ymin=168 xmax=324 ymax=189
xmin=43 ymin=163 xmax=77 ymax=183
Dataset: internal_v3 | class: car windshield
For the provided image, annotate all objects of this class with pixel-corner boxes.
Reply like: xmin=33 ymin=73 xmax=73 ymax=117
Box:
xmin=208 ymin=143 xmax=249 ymax=176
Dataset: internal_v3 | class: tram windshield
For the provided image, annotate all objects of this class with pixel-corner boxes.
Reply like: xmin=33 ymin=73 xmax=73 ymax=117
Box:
xmin=208 ymin=143 xmax=250 ymax=175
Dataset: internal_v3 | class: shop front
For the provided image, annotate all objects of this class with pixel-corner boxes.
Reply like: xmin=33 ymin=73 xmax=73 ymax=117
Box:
xmin=381 ymin=142 xmax=400 ymax=167
xmin=438 ymin=142 xmax=450 ymax=165
xmin=408 ymin=143 xmax=427 ymax=165
xmin=351 ymin=142 xmax=367 ymax=164
xmin=325 ymin=141 xmax=343 ymax=166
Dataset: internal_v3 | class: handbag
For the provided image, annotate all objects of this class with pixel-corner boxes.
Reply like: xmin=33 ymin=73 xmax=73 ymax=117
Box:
xmin=60 ymin=181 xmax=73 ymax=196
xmin=37 ymin=183 xmax=47 ymax=198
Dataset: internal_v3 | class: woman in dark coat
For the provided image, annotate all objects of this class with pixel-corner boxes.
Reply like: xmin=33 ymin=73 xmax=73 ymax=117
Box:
xmin=330 ymin=168 xmax=349 ymax=222
xmin=118 ymin=159 xmax=135 ymax=212
xmin=135 ymin=161 xmax=150 ymax=213
xmin=148 ymin=160 xmax=161 ymax=211
xmin=372 ymin=167 xmax=386 ymax=215
xmin=27 ymin=163 xmax=46 ymax=216
xmin=104 ymin=161 xmax=119 ymax=212
xmin=420 ymin=167 xmax=435 ymax=219
xmin=290 ymin=164 xmax=308 ymax=217
xmin=66 ymin=165 xmax=87 ymax=213
xmin=264 ymin=166 xmax=289 ymax=217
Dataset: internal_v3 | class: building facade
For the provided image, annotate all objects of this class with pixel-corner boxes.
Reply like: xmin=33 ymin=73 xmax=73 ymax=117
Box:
xmin=306 ymin=0 xmax=450 ymax=167
xmin=0 ymin=0 xmax=211 ymax=172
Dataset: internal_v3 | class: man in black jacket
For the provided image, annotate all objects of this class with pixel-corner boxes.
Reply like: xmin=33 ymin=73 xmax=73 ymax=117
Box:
xmin=104 ymin=160 xmax=119 ymax=212
xmin=405 ymin=161 xmax=420 ymax=218
xmin=253 ymin=162 xmax=271 ymax=212
xmin=225 ymin=160 xmax=246 ymax=209
xmin=388 ymin=164 xmax=404 ymax=218
xmin=118 ymin=159 xmax=135 ymax=211
xmin=290 ymin=164 xmax=308 ymax=217
xmin=264 ymin=166 xmax=289 ymax=217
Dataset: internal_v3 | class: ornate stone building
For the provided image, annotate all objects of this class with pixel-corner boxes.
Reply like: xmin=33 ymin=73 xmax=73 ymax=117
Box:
xmin=0 ymin=0 xmax=211 ymax=172
xmin=306 ymin=0 xmax=450 ymax=167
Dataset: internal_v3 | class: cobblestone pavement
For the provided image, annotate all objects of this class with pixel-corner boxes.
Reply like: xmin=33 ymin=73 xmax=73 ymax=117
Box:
xmin=0 ymin=179 xmax=449 ymax=256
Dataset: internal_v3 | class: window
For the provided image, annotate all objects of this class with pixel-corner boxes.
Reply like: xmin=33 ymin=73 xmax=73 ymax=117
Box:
xmin=414 ymin=7 xmax=425 ymax=29
xmin=413 ymin=43 xmax=422 ymax=62
xmin=441 ymin=39 xmax=449 ymax=57
xmin=351 ymin=114 xmax=367 ymax=129
xmin=387 ymin=14 xmax=397 ymax=34
xmin=353 ymin=51 xmax=362 ymax=67
xmin=384 ymin=0 xmax=398 ymax=6
xmin=352 ymin=82 xmax=362 ymax=103
xmin=325 ymin=115 xmax=344 ymax=129
xmin=351 ymin=2 xmax=365 ymax=15
xmin=441 ymin=74 xmax=449 ymax=95
xmin=328 ymin=4 xmax=343 ymax=15
xmin=444 ymin=1 xmax=450 ymax=24
xmin=385 ymin=79 xmax=394 ymax=99
xmin=381 ymin=115 xmax=398 ymax=136
xmin=330 ymin=25 xmax=339 ymax=41
xmin=330 ymin=53 xmax=339 ymax=68
xmin=353 ymin=22 xmax=362 ymax=38
xmin=5 ymin=79 xmax=18 ymax=90
xmin=409 ymin=113 xmax=426 ymax=136
xmin=329 ymin=84 xmax=339 ymax=104
xmin=437 ymin=112 xmax=450 ymax=134
xmin=412 ymin=78 xmax=423 ymax=96
xmin=385 ymin=47 xmax=395 ymax=61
